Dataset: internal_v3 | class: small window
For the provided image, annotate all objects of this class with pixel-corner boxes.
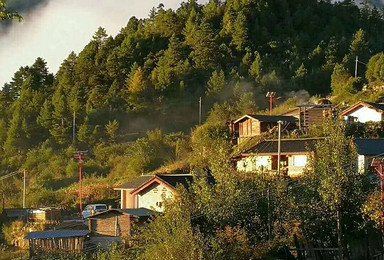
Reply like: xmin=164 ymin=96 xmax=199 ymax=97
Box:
xmin=162 ymin=188 xmax=167 ymax=194
xmin=153 ymin=188 xmax=158 ymax=194
xmin=293 ymin=155 xmax=307 ymax=167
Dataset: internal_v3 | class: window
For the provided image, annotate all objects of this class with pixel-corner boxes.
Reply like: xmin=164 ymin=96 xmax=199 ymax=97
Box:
xmin=292 ymin=155 xmax=307 ymax=167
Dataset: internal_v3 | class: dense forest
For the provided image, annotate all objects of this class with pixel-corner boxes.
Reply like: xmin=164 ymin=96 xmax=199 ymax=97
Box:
xmin=3 ymin=0 xmax=384 ymax=259
xmin=1 ymin=0 xmax=384 ymax=222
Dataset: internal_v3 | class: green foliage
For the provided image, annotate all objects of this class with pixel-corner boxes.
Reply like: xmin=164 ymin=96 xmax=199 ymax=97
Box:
xmin=366 ymin=52 xmax=384 ymax=86
xmin=206 ymin=70 xmax=225 ymax=97
xmin=137 ymin=205 xmax=204 ymax=260
xmin=331 ymin=64 xmax=363 ymax=95
xmin=0 ymin=1 xmax=22 ymax=21
xmin=362 ymin=191 xmax=383 ymax=229
xmin=105 ymin=120 xmax=119 ymax=142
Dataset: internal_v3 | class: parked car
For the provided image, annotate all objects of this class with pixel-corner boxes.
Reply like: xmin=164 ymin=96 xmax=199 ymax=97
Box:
xmin=82 ymin=204 xmax=108 ymax=219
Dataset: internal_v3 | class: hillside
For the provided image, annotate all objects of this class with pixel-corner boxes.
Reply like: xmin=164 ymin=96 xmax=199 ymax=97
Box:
xmin=1 ymin=0 xmax=384 ymax=208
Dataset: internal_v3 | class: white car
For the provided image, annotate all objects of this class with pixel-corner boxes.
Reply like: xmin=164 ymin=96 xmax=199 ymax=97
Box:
xmin=82 ymin=204 xmax=108 ymax=219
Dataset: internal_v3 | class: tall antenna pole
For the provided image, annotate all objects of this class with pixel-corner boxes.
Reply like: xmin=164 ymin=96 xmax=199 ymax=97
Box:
xmin=277 ymin=121 xmax=282 ymax=176
xmin=73 ymin=111 xmax=76 ymax=144
xmin=23 ymin=169 xmax=26 ymax=208
xmin=266 ymin=92 xmax=278 ymax=115
xmin=355 ymin=56 xmax=358 ymax=78
xmin=199 ymin=97 xmax=202 ymax=125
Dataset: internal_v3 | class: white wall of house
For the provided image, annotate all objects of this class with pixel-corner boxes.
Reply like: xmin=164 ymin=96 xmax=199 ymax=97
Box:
xmin=344 ymin=107 xmax=383 ymax=123
xmin=137 ymin=182 xmax=173 ymax=212
xmin=236 ymin=154 xmax=309 ymax=177
xmin=287 ymin=155 xmax=309 ymax=177
xmin=358 ymin=154 xmax=366 ymax=173
xmin=236 ymin=156 xmax=271 ymax=172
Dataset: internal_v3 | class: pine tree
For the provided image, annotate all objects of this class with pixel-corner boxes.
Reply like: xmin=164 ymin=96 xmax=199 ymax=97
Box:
xmin=105 ymin=120 xmax=120 ymax=143
xmin=249 ymin=51 xmax=262 ymax=81
xmin=188 ymin=22 xmax=218 ymax=70
xmin=127 ymin=67 xmax=148 ymax=94
xmin=231 ymin=11 xmax=248 ymax=51
xmin=152 ymin=35 xmax=187 ymax=91
xmin=206 ymin=70 xmax=225 ymax=97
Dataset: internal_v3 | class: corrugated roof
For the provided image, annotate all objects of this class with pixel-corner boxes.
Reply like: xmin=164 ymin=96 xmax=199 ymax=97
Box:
xmin=26 ymin=230 xmax=89 ymax=240
xmin=245 ymin=139 xmax=320 ymax=154
xmin=365 ymin=102 xmax=384 ymax=111
xmin=89 ymin=208 xmax=157 ymax=218
xmin=354 ymin=139 xmax=384 ymax=156
xmin=234 ymin=114 xmax=298 ymax=123
xmin=156 ymin=174 xmax=194 ymax=189
xmin=341 ymin=101 xmax=384 ymax=116
xmin=115 ymin=175 xmax=154 ymax=190
xmin=119 ymin=208 xmax=157 ymax=217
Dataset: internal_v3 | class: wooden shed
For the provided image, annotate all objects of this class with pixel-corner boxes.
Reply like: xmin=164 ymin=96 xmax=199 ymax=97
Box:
xmin=232 ymin=115 xmax=298 ymax=144
xmin=88 ymin=208 xmax=155 ymax=237
xmin=26 ymin=230 xmax=89 ymax=254
xmin=30 ymin=208 xmax=62 ymax=224
xmin=281 ymin=104 xmax=334 ymax=130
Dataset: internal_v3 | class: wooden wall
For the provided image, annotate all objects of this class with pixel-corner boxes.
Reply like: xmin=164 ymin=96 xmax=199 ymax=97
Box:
xmin=238 ymin=119 xmax=261 ymax=138
xmin=29 ymin=237 xmax=86 ymax=253
xmin=89 ymin=213 xmax=133 ymax=237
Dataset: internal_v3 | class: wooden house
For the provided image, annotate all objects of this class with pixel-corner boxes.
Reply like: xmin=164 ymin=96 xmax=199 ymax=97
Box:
xmin=231 ymin=115 xmax=298 ymax=144
xmin=281 ymin=104 xmax=334 ymax=130
xmin=114 ymin=174 xmax=194 ymax=212
xmin=340 ymin=101 xmax=384 ymax=123
xmin=25 ymin=230 xmax=89 ymax=254
xmin=235 ymin=138 xmax=320 ymax=177
xmin=88 ymin=208 xmax=155 ymax=238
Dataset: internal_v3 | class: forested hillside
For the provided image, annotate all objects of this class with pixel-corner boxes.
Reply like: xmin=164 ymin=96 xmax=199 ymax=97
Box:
xmin=2 ymin=0 xmax=384 ymax=208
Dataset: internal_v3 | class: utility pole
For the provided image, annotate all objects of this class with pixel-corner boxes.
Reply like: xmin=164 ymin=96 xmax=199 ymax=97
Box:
xmin=355 ymin=56 xmax=358 ymax=78
xmin=266 ymin=92 xmax=281 ymax=115
xmin=199 ymin=97 xmax=202 ymax=125
xmin=73 ymin=111 xmax=76 ymax=144
xmin=74 ymin=151 xmax=88 ymax=216
xmin=23 ymin=169 xmax=26 ymax=208
xmin=277 ymin=121 xmax=282 ymax=176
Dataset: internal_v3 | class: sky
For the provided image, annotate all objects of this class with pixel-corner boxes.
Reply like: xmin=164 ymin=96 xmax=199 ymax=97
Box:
xmin=0 ymin=0 xmax=209 ymax=88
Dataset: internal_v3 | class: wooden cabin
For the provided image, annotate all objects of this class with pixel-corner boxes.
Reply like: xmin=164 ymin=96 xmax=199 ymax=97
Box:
xmin=231 ymin=115 xmax=298 ymax=144
xmin=26 ymin=230 xmax=89 ymax=254
xmin=88 ymin=208 xmax=155 ymax=238
xmin=281 ymin=104 xmax=334 ymax=130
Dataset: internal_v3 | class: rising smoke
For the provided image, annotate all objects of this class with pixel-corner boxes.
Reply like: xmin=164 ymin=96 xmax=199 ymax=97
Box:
xmin=0 ymin=0 xmax=209 ymax=88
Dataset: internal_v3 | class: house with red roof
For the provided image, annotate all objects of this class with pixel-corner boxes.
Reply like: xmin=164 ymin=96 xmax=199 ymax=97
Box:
xmin=114 ymin=174 xmax=193 ymax=212
xmin=341 ymin=101 xmax=384 ymax=123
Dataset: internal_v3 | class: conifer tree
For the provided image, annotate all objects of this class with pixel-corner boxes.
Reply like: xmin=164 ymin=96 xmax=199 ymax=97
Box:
xmin=127 ymin=67 xmax=148 ymax=94
xmin=249 ymin=51 xmax=262 ymax=82
xmin=206 ymin=70 xmax=225 ymax=97
xmin=188 ymin=22 xmax=218 ymax=70
xmin=231 ymin=12 xmax=248 ymax=51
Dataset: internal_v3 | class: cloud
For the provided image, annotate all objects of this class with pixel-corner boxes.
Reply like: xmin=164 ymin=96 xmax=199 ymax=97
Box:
xmin=0 ymin=0 xmax=208 ymax=88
